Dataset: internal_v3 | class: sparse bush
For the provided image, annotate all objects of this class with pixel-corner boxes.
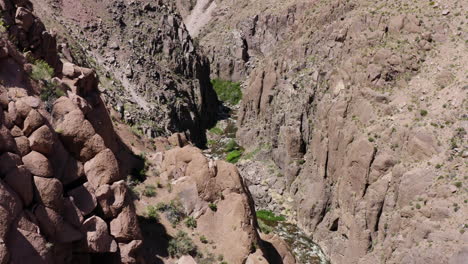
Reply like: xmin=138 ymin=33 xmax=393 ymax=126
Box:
xmin=224 ymin=139 xmax=240 ymax=152
xmin=420 ymin=109 xmax=428 ymax=116
xmin=200 ymin=235 xmax=208 ymax=244
xmin=165 ymin=200 xmax=185 ymax=226
xmin=208 ymin=203 xmax=217 ymax=212
xmin=168 ymin=231 xmax=197 ymax=257
xmin=226 ymin=150 xmax=243 ymax=163
xmin=146 ymin=205 xmax=160 ymax=221
xmin=142 ymin=184 xmax=157 ymax=197
xmin=454 ymin=182 xmax=462 ymax=188
xmin=31 ymin=60 xmax=54 ymax=81
xmin=257 ymin=219 xmax=273 ymax=234
xmin=211 ymin=79 xmax=242 ymax=105
xmin=185 ymin=216 xmax=197 ymax=229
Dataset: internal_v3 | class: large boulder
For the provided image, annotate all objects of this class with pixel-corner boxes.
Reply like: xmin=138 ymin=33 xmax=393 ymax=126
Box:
xmin=33 ymin=205 xmax=82 ymax=243
xmin=6 ymin=213 xmax=53 ymax=264
xmin=80 ymin=216 xmax=118 ymax=253
xmin=95 ymin=181 xmax=128 ymax=218
xmin=110 ymin=206 xmax=142 ymax=242
xmin=14 ymin=136 xmax=30 ymax=156
xmin=67 ymin=182 xmax=97 ymax=216
xmin=28 ymin=125 xmax=55 ymax=155
xmin=84 ymin=149 xmax=121 ymax=189
xmin=22 ymin=109 xmax=44 ymax=136
xmin=0 ymin=152 xmax=21 ymax=176
xmin=0 ymin=126 xmax=17 ymax=154
xmin=33 ymin=176 xmax=64 ymax=211
xmin=22 ymin=151 xmax=53 ymax=178
xmin=4 ymin=166 xmax=33 ymax=206
xmin=0 ymin=180 xmax=22 ymax=240
xmin=119 ymin=240 xmax=143 ymax=264
xmin=197 ymin=193 xmax=258 ymax=264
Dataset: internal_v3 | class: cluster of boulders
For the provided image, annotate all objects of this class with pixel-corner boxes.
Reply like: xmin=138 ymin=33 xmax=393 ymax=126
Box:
xmin=0 ymin=1 xmax=143 ymax=262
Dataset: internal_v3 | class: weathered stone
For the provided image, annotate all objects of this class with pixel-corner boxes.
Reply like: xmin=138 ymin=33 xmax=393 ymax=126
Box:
xmin=177 ymin=255 xmax=197 ymax=264
xmin=28 ymin=125 xmax=55 ymax=154
xmin=95 ymin=181 xmax=128 ymax=218
xmin=63 ymin=197 xmax=84 ymax=228
xmin=0 ymin=125 xmax=17 ymax=154
xmin=84 ymin=149 xmax=121 ymax=189
xmin=0 ymin=152 xmax=21 ymax=176
xmin=4 ymin=166 xmax=33 ymax=206
xmin=33 ymin=176 xmax=64 ymax=211
xmin=14 ymin=136 xmax=30 ymax=156
xmin=22 ymin=109 xmax=44 ymax=136
xmin=22 ymin=151 xmax=53 ymax=177
xmin=34 ymin=205 xmax=82 ymax=243
xmin=67 ymin=182 xmax=97 ymax=216
xmin=119 ymin=240 xmax=143 ymax=264
xmin=0 ymin=179 xmax=22 ymax=240
xmin=110 ymin=206 xmax=142 ymax=242
xmin=81 ymin=216 xmax=118 ymax=253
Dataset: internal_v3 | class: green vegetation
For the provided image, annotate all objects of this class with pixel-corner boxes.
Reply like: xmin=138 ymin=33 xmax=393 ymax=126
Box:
xmin=420 ymin=109 xmax=428 ymax=117
xmin=454 ymin=182 xmax=462 ymax=188
xmin=211 ymin=79 xmax=242 ymax=105
xmin=0 ymin=17 xmax=6 ymax=32
xmin=209 ymin=126 xmax=223 ymax=135
xmin=199 ymin=235 xmax=208 ymax=244
xmin=226 ymin=150 xmax=243 ymax=163
xmin=256 ymin=210 xmax=286 ymax=222
xmin=145 ymin=205 xmax=160 ymax=221
xmin=142 ymin=184 xmax=157 ymax=197
xmin=185 ymin=216 xmax=197 ymax=229
xmin=30 ymin=60 xmax=64 ymax=111
xmin=208 ymin=203 xmax=217 ymax=212
xmin=158 ymin=200 xmax=185 ymax=226
xmin=257 ymin=219 xmax=274 ymax=234
xmin=31 ymin=60 xmax=54 ymax=81
xmin=168 ymin=231 xmax=198 ymax=257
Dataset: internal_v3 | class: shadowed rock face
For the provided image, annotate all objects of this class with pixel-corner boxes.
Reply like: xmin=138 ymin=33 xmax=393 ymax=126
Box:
xmin=30 ymin=0 xmax=219 ymax=146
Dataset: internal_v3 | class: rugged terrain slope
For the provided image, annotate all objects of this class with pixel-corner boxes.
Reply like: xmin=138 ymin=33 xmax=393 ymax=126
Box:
xmin=181 ymin=0 xmax=468 ymax=263
xmin=1 ymin=0 xmax=467 ymax=264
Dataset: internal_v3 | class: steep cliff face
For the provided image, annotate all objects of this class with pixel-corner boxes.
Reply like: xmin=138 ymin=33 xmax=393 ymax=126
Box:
xmin=30 ymin=0 xmax=219 ymax=146
xmin=185 ymin=0 xmax=468 ymax=263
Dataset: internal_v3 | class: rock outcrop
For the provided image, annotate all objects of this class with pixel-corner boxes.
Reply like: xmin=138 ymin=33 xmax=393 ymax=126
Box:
xmin=0 ymin=1 xmax=143 ymax=262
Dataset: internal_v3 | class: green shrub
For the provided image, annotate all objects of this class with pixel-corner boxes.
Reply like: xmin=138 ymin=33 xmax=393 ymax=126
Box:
xmin=185 ymin=216 xmax=197 ymax=229
xmin=209 ymin=126 xmax=223 ymax=135
xmin=168 ymin=231 xmax=197 ymax=257
xmin=146 ymin=205 xmax=160 ymax=221
xmin=142 ymin=184 xmax=157 ymax=197
xmin=31 ymin=60 xmax=54 ymax=81
xmin=199 ymin=235 xmax=208 ymax=244
xmin=454 ymin=182 xmax=462 ymax=188
xmin=256 ymin=210 xmax=286 ymax=222
xmin=208 ymin=203 xmax=217 ymax=212
xmin=211 ymin=79 xmax=242 ymax=105
xmin=226 ymin=150 xmax=243 ymax=163
xmin=420 ymin=109 xmax=428 ymax=116
xmin=165 ymin=200 xmax=185 ymax=226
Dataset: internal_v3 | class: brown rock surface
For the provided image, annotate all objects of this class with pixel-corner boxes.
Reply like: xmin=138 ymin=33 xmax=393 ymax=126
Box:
xmin=22 ymin=151 xmax=53 ymax=178
xmin=33 ymin=176 xmax=64 ymax=211
xmin=28 ymin=125 xmax=55 ymax=154
xmin=67 ymin=182 xmax=97 ymax=216
xmin=110 ymin=206 xmax=142 ymax=242
xmin=84 ymin=148 xmax=121 ymax=188
xmin=80 ymin=216 xmax=118 ymax=253
xmin=4 ymin=166 xmax=33 ymax=206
